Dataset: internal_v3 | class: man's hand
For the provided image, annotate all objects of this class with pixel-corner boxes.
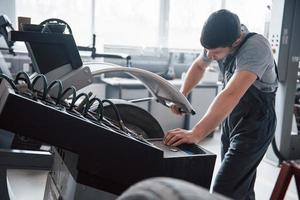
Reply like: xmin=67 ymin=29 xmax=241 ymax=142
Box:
xmin=163 ymin=128 xmax=199 ymax=146
xmin=170 ymin=103 xmax=184 ymax=115
xmin=170 ymin=57 xmax=208 ymax=116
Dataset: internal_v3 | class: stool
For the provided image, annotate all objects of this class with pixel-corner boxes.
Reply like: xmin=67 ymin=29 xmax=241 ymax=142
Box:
xmin=270 ymin=160 xmax=300 ymax=200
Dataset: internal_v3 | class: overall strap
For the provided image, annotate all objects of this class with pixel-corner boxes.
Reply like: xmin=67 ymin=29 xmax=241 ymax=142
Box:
xmin=232 ymin=32 xmax=257 ymax=58
xmin=274 ymin=60 xmax=279 ymax=80
xmin=223 ymin=32 xmax=257 ymax=74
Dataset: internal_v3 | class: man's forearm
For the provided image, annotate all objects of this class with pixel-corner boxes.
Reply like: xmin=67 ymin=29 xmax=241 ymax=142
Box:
xmin=192 ymin=90 xmax=241 ymax=142
xmin=180 ymin=61 xmax=206 ymax=96
xmin=191 ymin=70 xmax=257 ymax=142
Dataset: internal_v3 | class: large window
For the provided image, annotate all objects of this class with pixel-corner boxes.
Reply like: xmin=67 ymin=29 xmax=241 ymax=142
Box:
xmin=14 ymin=0 xmax=272 ymax=50
xmin=95 ymin=0 xmax=160 ymax=48
xmin=168 ymin=0 xmax=221 ymax=49
xmin=225 ymin=0 xmax=272 ymax=36
xmin=15 ymin=0 xmax=92 ymax=46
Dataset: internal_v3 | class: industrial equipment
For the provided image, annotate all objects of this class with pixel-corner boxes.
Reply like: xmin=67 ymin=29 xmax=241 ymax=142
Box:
xmin=266 ymin=0 xmax=300 ymax=163
xmin=0 ymin=21 xmax=216 ymax=199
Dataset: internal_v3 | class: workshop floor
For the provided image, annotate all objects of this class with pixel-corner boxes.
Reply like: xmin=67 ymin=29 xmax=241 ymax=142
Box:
xmin=7 ymin=169 xmax=48 ymax=200
xmin=200 ymin=130 xmax=298 ymax=200
xmin=7 ymin=131 xmax=298 ymax=200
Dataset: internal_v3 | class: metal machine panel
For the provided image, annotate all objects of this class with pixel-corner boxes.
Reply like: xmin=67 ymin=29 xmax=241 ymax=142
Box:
xmin=267 ymin=0 xmax=300 ymax=163
xmin=8 ymin=31 xmax=82 ymax=74
xmin=88 ymin=62 xmax=196 ymax=115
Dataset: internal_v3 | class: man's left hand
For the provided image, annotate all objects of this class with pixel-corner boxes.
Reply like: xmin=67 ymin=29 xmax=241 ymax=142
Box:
xmin=163 ymin=128 xmax=199 ymax=146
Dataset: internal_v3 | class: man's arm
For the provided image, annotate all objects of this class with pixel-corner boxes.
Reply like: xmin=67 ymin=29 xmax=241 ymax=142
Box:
xmin=171 ymin=56 xmax=209 ymax=115
xmin=164 ymin=70 xmax=257 ymax=146
xmin=180 ymin=56 xmax=209 ymax=96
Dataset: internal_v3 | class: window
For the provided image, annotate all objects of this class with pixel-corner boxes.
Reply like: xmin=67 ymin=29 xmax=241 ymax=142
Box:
xmin=14 ymin=0 xmax=272 ymax=51
xmin=225 ymin=0 xmax=272 ymax=36
xmin=15 ymin=0 xmax=92 ymax=46
xmin=168 ymin=0 xmax=221 ymax=49
xmin=94 ymin=0 xmax=160 ymax=48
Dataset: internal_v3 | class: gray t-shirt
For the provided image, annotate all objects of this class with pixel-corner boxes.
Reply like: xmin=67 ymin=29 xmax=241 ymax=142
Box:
xmin=201 ymin=30 xmax=278 ymax=92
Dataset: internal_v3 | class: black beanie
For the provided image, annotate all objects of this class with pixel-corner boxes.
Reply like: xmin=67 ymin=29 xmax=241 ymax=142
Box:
xmin=200 ymin=9 xmax=241 ymax=49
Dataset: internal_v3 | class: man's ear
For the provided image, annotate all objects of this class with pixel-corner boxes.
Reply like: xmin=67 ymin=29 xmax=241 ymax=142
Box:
xmin=232 ymin=33 xmax=243 ymax=47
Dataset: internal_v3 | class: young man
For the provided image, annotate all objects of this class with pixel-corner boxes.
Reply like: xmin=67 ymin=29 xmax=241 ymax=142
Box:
xmin=164 ymin=9 xmax=278 ymax=199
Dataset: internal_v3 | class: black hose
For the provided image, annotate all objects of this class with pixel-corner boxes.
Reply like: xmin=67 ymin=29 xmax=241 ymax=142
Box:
xmin=46 ymin=80 xmax=63 ymax=105
xmin=0 ymin=74 xmax=18 ymax=90
xmin=31 ymin=74 xmax=48 ymax=100
xmin=69 ymin=92 xmax=90 ymax=112
xmin=271 ymin=136 xmax=286 ymax=163
xmin=58 ymin=86 xmax=77 ymax=108
xmin=14 ymin=72 xmax=31 ymax=89
xmin=102 ymin=99 xmax=126 ymax=131
xmin=83 ymin=97 xmax=104 ymax=121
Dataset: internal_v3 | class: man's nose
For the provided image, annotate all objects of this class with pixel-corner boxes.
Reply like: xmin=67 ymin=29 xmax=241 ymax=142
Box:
xmin=207 ymin=51 xmax=215 ymax=60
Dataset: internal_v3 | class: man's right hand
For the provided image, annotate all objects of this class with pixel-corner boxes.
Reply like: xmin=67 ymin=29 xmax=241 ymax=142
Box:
xmin=170 ymin=103 xmax=184 ymax=115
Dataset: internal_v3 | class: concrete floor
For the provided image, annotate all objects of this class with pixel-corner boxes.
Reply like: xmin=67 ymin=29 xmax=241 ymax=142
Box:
xmin=7 ymin=169 xmax=48 ymax=200
xmin=200 ymin=131 xmax=298 ymax=200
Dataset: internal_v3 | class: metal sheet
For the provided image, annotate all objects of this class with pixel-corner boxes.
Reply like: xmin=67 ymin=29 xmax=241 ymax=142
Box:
xmin=87 ymin=62 xmax=195 ymax=115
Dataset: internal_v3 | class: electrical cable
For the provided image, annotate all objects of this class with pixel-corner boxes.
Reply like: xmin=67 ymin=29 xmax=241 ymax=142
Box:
xmin=0 ymin=73 xmax=18 ymax=90
xmin=57 ymin=86 xmax=76 ymax=107
xmin=272 ymin=135 xmax=286 ymax=163
xmin=13 ymin=72 xmax=36 ymax=99
xmin=100 ymin=100 xmax=147 ymax=142
xmin=1 ymin=71 xmax=146 ymax=140
xmin=31 ymin=74 xmax=48 ymax=100
xmin=69 ymin=92 xmax=90 ymax=112
xmin=45 ymin=80 xmax=63 ymax=105
xmin=83 ymin=97 xmax=104 ymax=121
xmin=102 ymin=99 xmax=126 ymax=131
xmin=14 ymin=71 xmax=32 ymax=89
xmin=40 ymin=18 xmax=73 ymax=34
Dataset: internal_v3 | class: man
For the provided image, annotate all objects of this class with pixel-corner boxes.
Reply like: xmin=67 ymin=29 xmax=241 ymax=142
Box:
xmin=164 ymin=9 xmax=278 ymax=200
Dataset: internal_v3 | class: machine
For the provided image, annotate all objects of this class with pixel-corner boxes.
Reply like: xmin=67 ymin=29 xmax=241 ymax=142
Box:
xmin=0 ymin=22 xmax=216 ymax=199
xmin=266 ymin=0 xmax=300 ymax=163
xmin=0 ymin=15 xmax=14 ymax=55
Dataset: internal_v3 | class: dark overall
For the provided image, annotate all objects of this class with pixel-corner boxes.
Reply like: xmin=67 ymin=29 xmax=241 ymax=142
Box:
xmin=212 ymin=33 xmax=277 ymax=200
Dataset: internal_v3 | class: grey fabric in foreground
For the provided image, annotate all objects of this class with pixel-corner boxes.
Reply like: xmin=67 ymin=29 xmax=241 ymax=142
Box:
xmin=117 ymin=177 xmax=230 ymax=200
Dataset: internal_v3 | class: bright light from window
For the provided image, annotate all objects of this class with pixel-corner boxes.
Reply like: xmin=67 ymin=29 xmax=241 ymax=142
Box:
xmin=168 ymin=0 xmax=221 ymax=49
xmin=95 ymin=0 xmax=160 ymax=48
xmin=225 ymin=0 xmax=272 ymax=36
xmin=15 ymin=0 xmax=92 ymax=46
xmin=14 ymin=0 xmax=273 ymax=51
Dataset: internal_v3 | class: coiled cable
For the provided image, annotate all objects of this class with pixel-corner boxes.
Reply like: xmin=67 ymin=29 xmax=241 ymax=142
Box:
xmin=31 ymin=74 xmax=48 ymax=100
xmin=45 ymin=80 xmax=63 ymax=105
xmin=102 ymin=99 xmax=126 ymax=131
xmin=83 ymin=97 xmax=104 ymax=121
xmin=1 ymin=71 xmax=144 ymax=139
xmin=14 ymin=71 xmax=32 ymax=89
xmin=69 ymin=92 xmax=89 ymax=111
xmin=0 ymin=73 xmax=17 ymax=90
xmin=57 ymin=86 xmax=77 ymax=108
